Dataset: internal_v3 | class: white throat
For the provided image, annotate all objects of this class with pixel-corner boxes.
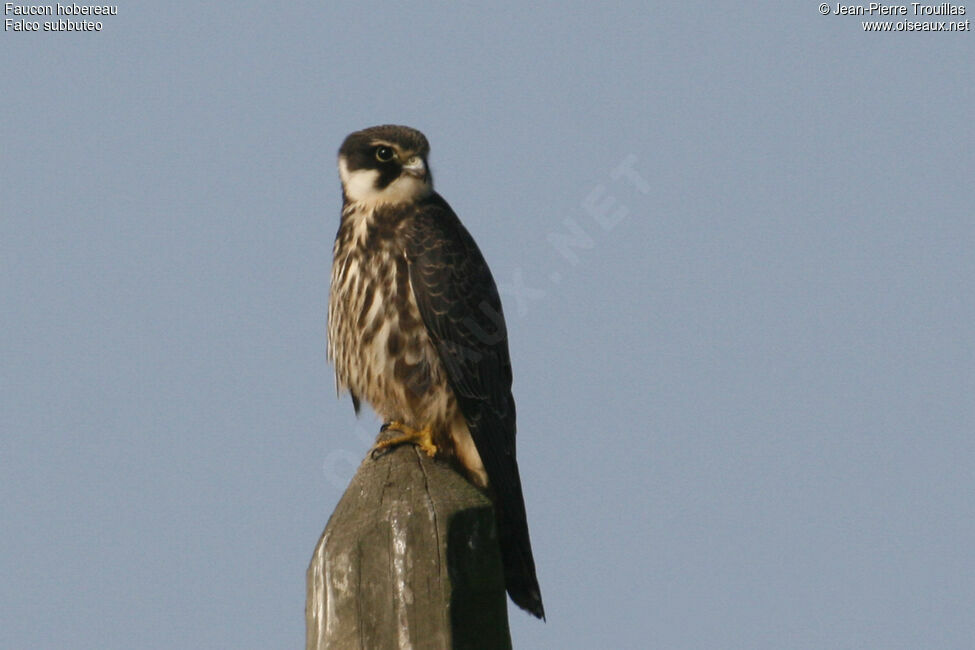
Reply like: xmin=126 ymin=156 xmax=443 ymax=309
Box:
xmin=338 ymin=157 xmax=431 ymax=209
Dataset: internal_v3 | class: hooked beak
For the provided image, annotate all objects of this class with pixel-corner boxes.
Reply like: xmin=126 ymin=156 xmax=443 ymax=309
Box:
xmin=402 ymin=156 xmax=427 ymax=179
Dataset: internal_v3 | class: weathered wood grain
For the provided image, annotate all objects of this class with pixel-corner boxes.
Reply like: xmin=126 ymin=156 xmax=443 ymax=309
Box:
xmin=307 ymin=437 xmax=512 ymax=650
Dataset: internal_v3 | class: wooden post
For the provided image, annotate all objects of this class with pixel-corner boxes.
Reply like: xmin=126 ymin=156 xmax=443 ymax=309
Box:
xmin=306 ymin=433 xmax=512 ymax=650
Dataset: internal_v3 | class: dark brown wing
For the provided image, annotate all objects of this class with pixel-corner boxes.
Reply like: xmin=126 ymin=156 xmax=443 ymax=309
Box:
xmin=404 ymin=193 xmax=544 ymax=619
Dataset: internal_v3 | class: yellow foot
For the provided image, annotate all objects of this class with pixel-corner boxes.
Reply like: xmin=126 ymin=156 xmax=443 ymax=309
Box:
xmin=371 ymin=421 xmax=438 ymax=458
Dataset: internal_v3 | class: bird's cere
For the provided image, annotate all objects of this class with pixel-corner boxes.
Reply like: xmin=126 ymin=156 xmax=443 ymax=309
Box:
xmin=401 ymin=156 xmax=426 ymax=178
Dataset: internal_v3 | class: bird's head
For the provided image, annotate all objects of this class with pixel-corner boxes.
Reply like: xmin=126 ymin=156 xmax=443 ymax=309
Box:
xmin=338 ymin=125 xmax=433 ymax=208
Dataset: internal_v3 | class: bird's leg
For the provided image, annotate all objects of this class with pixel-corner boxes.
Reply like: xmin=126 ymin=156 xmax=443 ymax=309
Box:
xmin=372 ymin=421 xmax=438 ymax=458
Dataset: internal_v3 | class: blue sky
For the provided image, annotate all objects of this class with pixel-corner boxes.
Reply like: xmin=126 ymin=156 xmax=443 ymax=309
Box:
xmin=2 ymin=3 xmax=973 ymax=648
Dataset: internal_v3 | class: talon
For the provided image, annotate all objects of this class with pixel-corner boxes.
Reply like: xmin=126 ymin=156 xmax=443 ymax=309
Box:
xmin=371 ymin=421 xmax=438 ymax=458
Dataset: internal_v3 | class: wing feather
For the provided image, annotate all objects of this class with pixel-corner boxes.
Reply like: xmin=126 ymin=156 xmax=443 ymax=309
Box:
xmin=404 ymin=193 xmax=544 ymax=618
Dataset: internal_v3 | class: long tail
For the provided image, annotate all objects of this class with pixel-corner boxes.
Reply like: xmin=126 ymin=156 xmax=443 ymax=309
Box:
xmin=458 ymin=401 xmax=544 ymax=618
xmin=494 ymin=469 xmax=545 ymax=619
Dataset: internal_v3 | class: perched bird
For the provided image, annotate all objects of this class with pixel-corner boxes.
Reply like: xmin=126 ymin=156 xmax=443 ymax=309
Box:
xmin=327 ymin=125 xmax=544 ymax=619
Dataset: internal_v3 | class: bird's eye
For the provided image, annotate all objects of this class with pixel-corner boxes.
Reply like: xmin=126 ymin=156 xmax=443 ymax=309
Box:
xmin=375 ymin=146 xmax=395 ymax=162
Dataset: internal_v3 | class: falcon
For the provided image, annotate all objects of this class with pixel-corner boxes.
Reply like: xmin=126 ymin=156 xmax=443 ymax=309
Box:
xmin=327 ymin=125 xmax=544 ymax=619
